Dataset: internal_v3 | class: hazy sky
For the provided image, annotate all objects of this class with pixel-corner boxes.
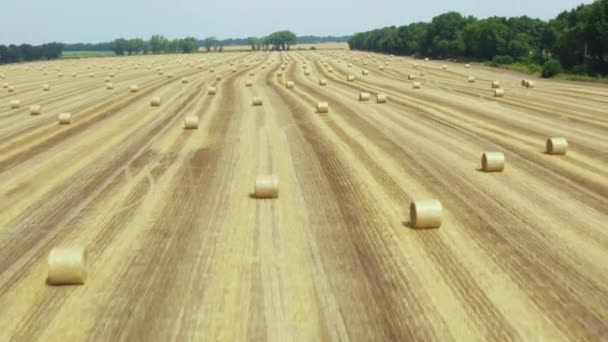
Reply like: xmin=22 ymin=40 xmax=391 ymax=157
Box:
xmin=0 ymin=0 xmax=594 ymax=45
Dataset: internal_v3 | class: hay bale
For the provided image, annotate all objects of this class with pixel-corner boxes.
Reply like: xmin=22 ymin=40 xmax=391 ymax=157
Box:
xmin=8 ymin=85 xmax=15 ymax=93
xmin=376 ymin=94 xmax=388 ymax=104
xmin=47 ymin=246 xmax=86 ymax=285
xmin=521 ymin=79 xmax=528 ymax=87
xmin=379 ymin=65 xmax=385 ymax=71
xmin=441 ymin=65 xmax=447 ymax=70
xmin=130 ymin=85 xmax=139 ymax=93
xmin=491 ymin=81 xmax=500 ymax=88
xmin=347 ymin=75 xmax=356 ymax=82
xmin=316 ymin=101 xmax=329 ymax=113
xmin=358 ymin=92 xmax=370 ymax=101
xmin=1 ymin=82 xmax=8 ymax=88
xmin=72 ymin=72 xmax=77 ymax=77
xmin=494 ymin=88 xmax=505 ymax=97
xmin=150 ymin=96 xmax=162 ymax=107
xmin=481 ymin=152 xmax=505 ymax=172
xmin=285 ymin=81 xmax=294 ymax=89
xmin=362 ymin=69 xmax=369 ymax=76
xmin=408 ymin=74 xmax=416 ymax=80
xmin=30 ymin=104 xmax=42 ymax=115
xmin=546 ymin=137 xmax=568 ymax=155
xmin=9 ymin=100 xmax=20 ymax=109
xmin=277 ymin=71 xmax=283 ymax=77
xmin=249 ymin=72 xmax=255 ymax=76
xmin=58 ymin=113 xmax=72 ymax=124
xmin=526 ymin=81 xmax=535 ymax=88
xmin=348 ymin=63 xmax=353 ymax=68
xmin=253 ymin=175 xmax=279 ymax=198
xmin=468 ymin=76 xmax=476 ymax=83
xmin=210 ymin=68 xmax=215 ymax=73
xmin=465 ymin=64 xmax=471 ymax=68
xmin=167 ymin=73 xmax=173 ymax=78
xmin=43 ymin=84 xmax=50 ymax=91
xmin=410 ymin=199 xmax=442 ymax=229
xmin=216 ymin=75 xmax=222 ymax=81
xmin=304 ymin=70 xmax=311 ymax=76
xmin=319 ymin=79 xmax=327 ymax=86
xmin=251 ymin=96 xmax=263 ymax=106
xmin=424 ymin=58 xmax=429 ymax=61
xmin=208 ymin=87 xmax=217 ymax=95
xmin=181 ymin=77 xmax=188 ymax=84
xmin=106 ymin=82 xmax=114 ymax=90
xmin=104 ymin=76 xmax=111 ymax=82
xmin=184 ymin=116 xmax=199 ymax=130
xmin=412 ymin=82 xmax=422 ymax=89
xmin=245 ymin=80 xmax=253 ymax=87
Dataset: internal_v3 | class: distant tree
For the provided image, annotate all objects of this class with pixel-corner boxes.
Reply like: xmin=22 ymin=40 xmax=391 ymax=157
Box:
xmin=203 ymin=37 xmax=217 ymax=52
xmin=149 ymin=35 xmax=169 ymax=54
xmin=267 ymin=30 xmax=297 ymax=50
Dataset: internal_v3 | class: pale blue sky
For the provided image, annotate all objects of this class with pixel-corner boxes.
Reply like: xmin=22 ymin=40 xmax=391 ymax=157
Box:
xmin=0 ymin=0 xmax=595 ymax=45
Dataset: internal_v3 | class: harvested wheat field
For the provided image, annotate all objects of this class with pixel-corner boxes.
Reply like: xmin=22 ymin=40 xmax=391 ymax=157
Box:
xmin=0 ymin=50 xmax=607 ymax=341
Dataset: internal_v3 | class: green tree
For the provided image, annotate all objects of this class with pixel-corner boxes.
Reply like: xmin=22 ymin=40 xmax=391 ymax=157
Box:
xmin=149 ymin=35 xmax=169 ymax=54
xmin=203 ymin=37 xmax=217 ymax=52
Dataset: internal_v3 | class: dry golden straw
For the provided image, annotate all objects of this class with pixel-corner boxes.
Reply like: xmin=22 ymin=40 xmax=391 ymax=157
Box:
xmin=413 ymin=82 xmax=422 ymax=89
xmin=359 ymin=92 xmax=370 ymax=101
xmin=43 ymin=84 xmax=50 ymax=91
xmin=492 ymin=81 xmax=501 ymax=88
xmin=253 ymin=175 xmax=279 ymax=198
xmin=47 ymin=246 xmax=87 ymax=285
xmin=285 ymin=81 xmax=294 ymax=89
xmin=317 ymin=102 xmax=329 ymax=113
xmin=468 ymin=76 xmax=476 ymax=83
xmin=319 ymin=79 xmax=327 ymax=86
xmin=410 ymin=199 xmax=442 ymax=229
xmin=481 ymin=152 xmax=505 ymax=172
xmin=9 ymin=100 xmax=20 ymax=109
xmin=130 ymin=85 xmax=139 ymax=93
xmin=251 ymin=96 xmax=263 ymax=106
xmin=106 ymin=83 xmax=114 ymax=90
xmin=30 ymin=104 xmax=42 ymax=115
xmin=376 ymin=94 xmax=388 ymax=103
xmin=246 ymin=80 xmax=253 ymax=87
xmin=546 ymin=137 xmax=568 ymax=155
xmin=150 ymin=96 xmax=162 ymax=107
xmin=184 ymin=116 xmax=199 ymax=130
xmin=347 ymin=75 xmax=356 ymax=82
xmin=208 ymin=87 xmax=217 ymax=95
xmin=494 ymin=88 xmax=505 ymax=97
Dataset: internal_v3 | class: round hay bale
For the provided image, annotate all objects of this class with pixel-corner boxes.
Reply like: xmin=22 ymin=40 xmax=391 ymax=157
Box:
xmin=167 ymin=73 xmax=173 ymax=78
xmin=43 ymin=84 xmax=50 ymax=91
xmin=468 ymin=76 xmax=476 ymax=83
xmin=181 ymin=77 xmax=188 ymax=84
xmin=358 ymin=92 xmax=370 ymax=101
xmin=30 ymin=104 xmax=42 ymax=115
xmin=347 ymin=75 xmax=356 ymax=82
xmin=58 ymin=113 xmax=72 ymax=124
xmin=526 ymin=81 xmax=535 ymax=88
xmin=481 ymin=152 xmax=505 ymax=172
xmin=57 ymin=72 xmax=63 ymax=77
xmin=47 ymin=246 xmax=86 ymax=285
xmin=546 ymin=137 xmax=568 ymax=155
xmin=412 ymin=82 xmax=422 ymax=89
xmin=8 ymin=85 xmax=15 ymax=93
xmin=521 ymin=79 xmax=528 ymax=87
xmin=208 ymin=87 xmax=217 ymax=95
xmin=245 ymin=80 xmax=253 ymax=87
xmin=410 ymin=199 xmax=442 ymax=229
xmin=441 ymin=65 xmax=447 ymax=70
xmin=130 ymin=85 xmax=139 ymax=93
xmin=424 ymin=58 xmax=429 ymax=61
xmin=408 ymin=74 xmax=416 ymax=80
xmin=465 ymin=64 xmax=471 ymax=68
xmin=285 ymin=81 xmax=294 ymax=89
xmin=379 ymin=65 xmax=385 ymax=71
xmin=251 ymin=96 xmax=263 ymax=106
xmin=104 ymin=76 xmax=111 ymax=82
xmin=277 ymin=71 xmax=283 ymax=77
xmin=210 ymin=68 xmax=215 ymax=73
xmin=72 ymin=72 xmax=77 ymax=77
xmin=1 ymin=82 xmax=8 ymax=88
xmin=249 ymin=71 xmax=255 ymax=76
xmin=253 ymin=175 xmax=279 ymax=199
xmin=362 ymin=69 xmax=369 ymax=76
xmin=491 ymin=81 xmax=501 ymax=88
xmin=316 ymin=101 xmax=329 ymax=113
xmin=304 ymin=70 xmax=311 ymax=76
xmin=106 ymin=82 xmax=114 ymax=90
xmin=216 ymin=75 xmax=222 ymax=81
xmin=9 ymin=100 xmax=20 ymax=109
xmin=494 ymin=88 xmax=505 ymax=97
xmin=376 ymin=94 xmax=388 ymax=104
xmin=150 ymin=96 xmax=162 ymax=107
xmin=319 ymin=79 xmax=327 ymax=86
xmin=348 ymin=63 xmax=353 ymax=68
xmin=184 ymin=116 xmax=199 ymax=130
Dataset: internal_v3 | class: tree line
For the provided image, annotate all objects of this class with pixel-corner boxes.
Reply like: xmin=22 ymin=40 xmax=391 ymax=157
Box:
xmin=248 ymin=31 xmax=297 ymax=51
xmin=348 ymin=0 xmax=608 ymax=77
xmin=0 ymin=43 xmax=64 ymax=64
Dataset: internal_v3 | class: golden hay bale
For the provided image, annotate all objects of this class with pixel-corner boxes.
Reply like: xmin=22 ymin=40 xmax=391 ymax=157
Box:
xmin=277 ymin=71 xmax=283 ymax=77
xmin=106 ymin=82 xmax=114 ymax=90
xmin=245 ymin=80 xmax=253 ymax=87
xmin=130 ymin=85 xmax=139 ymax=93
xmin=376 ymin=94 xmax=388 ymax=103
xmin=441 ymin=65 xmax=447 ymax=70
xmin=304 ymin=70 xmax=311 ymax=76
xmin=363 ymin=61 xmax=368 ymax=66
xmin=104 ymin=76 xmax=111 ymax=82
xmin=319 ymin=79 xmax=327 ymax=86
xmin=253 ymin=175 xmax=279 ymax=198
xmin=150 ymin=96 xmax=162 ymax=107
xmin=9 ymin=100 xmax=21 ymax=109
xmin=8 ymin=85 xmax=15 ymax=92
xmin=362 ymin=69 xmax=369 ymax=76
xmin=379 ymin=65 xmax=385 ymax=71
xmin=30 ymin=104 xmax=42 ymax=115
xmin=184 ymin=115 xmax=199 ymax=130
xmin=47 ymin=246 xmax=86 ymax=285
xmin=285 ymin=81 xmax=295 ymax=89
xmin=251 ymin=96 xmax=263 ymax=106
xmin=316 ymin=101 xmax=329 ymax=113
xmin=526 ymin=81 xmax=535 ymax=88
xmin=210 ymin=68 xmax=215 ymax=73
xmin=72 ymin=72 xmax=77 ymax=77
xmin=43 ymin=84 xmax=50 ymax=91
xmin=1 ymin=82 xmax=8 ymax=88
xmin=494 ymin=88 xmax=505 ymax=97
xmin=167 ymin=73 xmax=173 ymax=78
xmin=465 ymin=64 xmax=471 ymax=68
xmin=181 ymin=77 xmax=188 ymax=84
xmin=424 ymin=58 xmax=429 ymax=61
xmin=546 ymin=137 xmax=568 ymax=155
xmin=410 ymin=199 xmax=442 ymax=229
xmin=521 ymin=79 xmax=528 ymax=87
xmin=358 ymin=92 xmax=370 ymax=101
xmin=408 ymin=74 xmax=416 ymax=80
xmin=481 ymin=152 xmax=505 ymax=172
xmin=58 ymin=113 xmax=72 ymax=124
xmin=216 ymin=75 xmax=222 ymax=81
xmin=348 ymin=63 xmax=353 ymax=68
xmin=57 ymin=72 xmax=63 ymax=77
xmin=491 ymin=81 xmax=500 ymax=88
xmin=347 ymin=75 xmax=356 ymax=82
xmin=412 ymin=82 xmax=422 ymax=89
